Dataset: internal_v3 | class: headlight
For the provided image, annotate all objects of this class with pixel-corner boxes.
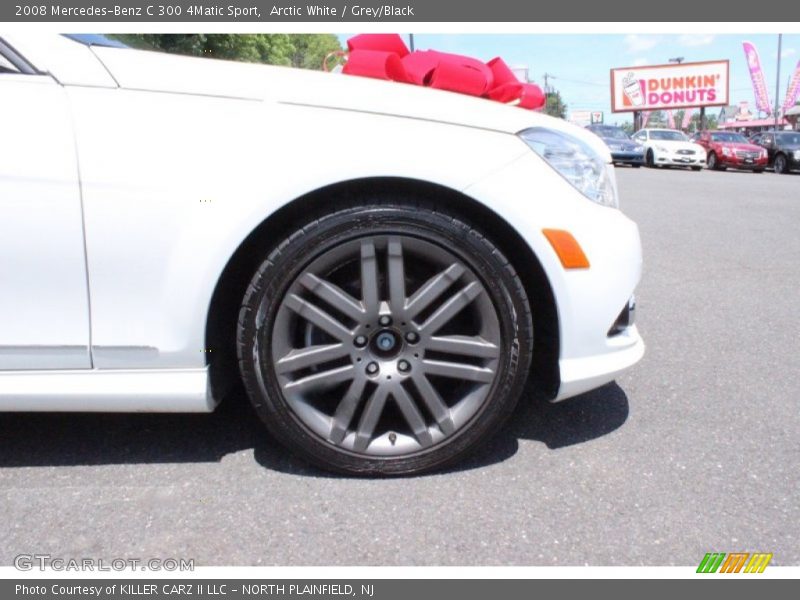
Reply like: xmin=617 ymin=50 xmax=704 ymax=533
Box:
xmin=794 ymin=150 xmax=800 ymax=160
xmin=721 ymin=147 xmax=731 ymax=156
xmin=655 ymin=145 xmax=668 ymax=153
xmin=518 ymin=128 xmax=617 ymax=208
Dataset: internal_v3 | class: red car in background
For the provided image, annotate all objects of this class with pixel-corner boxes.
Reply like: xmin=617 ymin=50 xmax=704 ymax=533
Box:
xmin=696 ymin=131 xmax=768 ymax=172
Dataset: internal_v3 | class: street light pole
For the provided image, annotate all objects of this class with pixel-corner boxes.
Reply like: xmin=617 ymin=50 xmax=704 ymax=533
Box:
xmin=775 ymin=33 xmax=782 ymax=130
xmin=668 ymin=57 xmax=689 ymax=128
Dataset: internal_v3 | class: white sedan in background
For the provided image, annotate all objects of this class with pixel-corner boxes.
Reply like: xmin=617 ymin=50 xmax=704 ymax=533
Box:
xmin=0 ymin=33 xmax=644 ymax=475
xmin=633 ymin=128 xmax=707 ymax=170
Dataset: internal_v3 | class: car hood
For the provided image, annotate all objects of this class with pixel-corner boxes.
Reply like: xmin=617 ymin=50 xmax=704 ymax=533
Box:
xmin=602 ymin=138 xmax=641 ymax=150
xmin=649 ymin=139 xmax=702 ymax=151
xmin=90 ymin=46 xmax=610 ymax=157
xmin=716 ymin=142 xmax=764 ymax=152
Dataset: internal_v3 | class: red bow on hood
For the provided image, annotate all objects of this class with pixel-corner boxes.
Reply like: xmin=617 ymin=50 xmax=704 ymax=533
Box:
xmin=338 ymin=34 xmax=546 ymax=110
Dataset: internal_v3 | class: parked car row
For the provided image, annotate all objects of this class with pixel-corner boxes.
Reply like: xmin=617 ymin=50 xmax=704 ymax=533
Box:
xmin=586 ymin=126 xmax=800 ymax=175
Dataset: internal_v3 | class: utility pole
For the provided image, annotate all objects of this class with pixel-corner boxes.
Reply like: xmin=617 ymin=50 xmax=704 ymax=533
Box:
xmin=408 ymin=34 xmax=415 ymax=52
xmin=542 ymin=73 xmax=554 ymax=96
xmin=775 ymin=33 xmax=782 ymax=130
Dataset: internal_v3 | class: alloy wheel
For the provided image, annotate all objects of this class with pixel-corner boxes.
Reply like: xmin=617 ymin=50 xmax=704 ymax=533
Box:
xmin=269 ymin=234 xmax=502 ymax=457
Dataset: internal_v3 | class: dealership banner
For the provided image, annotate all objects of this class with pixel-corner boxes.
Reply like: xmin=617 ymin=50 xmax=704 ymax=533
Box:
xmin=742 ymin=41 xmax=772 ymax=115
xmin=681 ymin=109 xmax=695 ymax=129
xmin=610 ymin=61 xmax=729 ymax=113
xmin=783 ymin=59 xmax=800 ymax=113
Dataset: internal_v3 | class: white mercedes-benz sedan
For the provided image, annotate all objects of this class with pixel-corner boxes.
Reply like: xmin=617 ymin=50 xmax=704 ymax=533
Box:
xmin=0 ymin=33 xmax=644 ymax=475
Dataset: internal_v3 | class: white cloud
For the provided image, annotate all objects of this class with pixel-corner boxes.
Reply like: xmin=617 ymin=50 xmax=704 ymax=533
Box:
xmin=624 ymin=34 xmax=660 ymax=54
xmin=677 ymin=34 xmax=715 ymax=47
xmin=781 ymin=48 xmax=796 ymax=59
xmin=633 ymin=57 xmax=650 ymax=66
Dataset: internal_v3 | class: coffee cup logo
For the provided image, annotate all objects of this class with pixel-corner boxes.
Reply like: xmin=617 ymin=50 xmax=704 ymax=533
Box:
xmin=622 ymin=72 xmax=645 ymax=107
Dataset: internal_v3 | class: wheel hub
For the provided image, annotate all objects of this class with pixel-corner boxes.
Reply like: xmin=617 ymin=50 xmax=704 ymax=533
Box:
xmin=370 ymin=328 xmax=402 ymax=358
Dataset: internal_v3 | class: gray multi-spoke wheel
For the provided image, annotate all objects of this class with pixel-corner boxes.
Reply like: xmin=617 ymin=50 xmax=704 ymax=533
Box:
xmin=237 ymin=203 xmax=533 ymax=475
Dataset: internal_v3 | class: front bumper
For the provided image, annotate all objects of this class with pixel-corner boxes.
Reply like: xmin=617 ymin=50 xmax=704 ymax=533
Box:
xmin=464 ymin=152 xmax=645 ymax=403
xmin=784 ymin=153 xmax=800 ymax=170
xmin=719 ymin=154 xmax=768 ymax=169
xmin=611 ymin=150 xmax=644 ymax=165
xmin=654 ymin=151 xmax=705 ymax=166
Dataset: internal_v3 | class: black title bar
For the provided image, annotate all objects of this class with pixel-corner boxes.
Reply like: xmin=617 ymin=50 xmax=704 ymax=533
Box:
xmin=4 ymin=0 xmax=800 ymax=22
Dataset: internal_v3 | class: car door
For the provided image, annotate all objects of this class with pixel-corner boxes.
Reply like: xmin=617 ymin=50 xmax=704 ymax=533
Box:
xmin=760 ymin=133 xmax=776 ymax=164
xmin=0 ymin=46 xmax=92 ymax=369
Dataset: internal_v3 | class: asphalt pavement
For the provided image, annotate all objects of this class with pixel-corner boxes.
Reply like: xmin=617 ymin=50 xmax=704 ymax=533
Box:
xmin=1 ymin=166 xmax=798 ymax=566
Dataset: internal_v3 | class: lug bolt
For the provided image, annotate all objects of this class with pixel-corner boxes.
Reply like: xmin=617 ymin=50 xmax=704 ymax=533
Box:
xmin=404 ymin=331 xmax=419 ymax=344
xmin=354 ymin=335 xmax=368 ymax=348
xmin=397 ymin=360 xmax=411 ymax=373
xmin=366 ymin=362 xmax=379 ymax=375
xmin=378 ymin=315 xmax=392 ymax=327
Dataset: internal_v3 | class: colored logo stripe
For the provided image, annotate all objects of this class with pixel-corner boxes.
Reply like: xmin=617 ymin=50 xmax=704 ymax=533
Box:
xmin=720 ymin=553 xmax=749 ymax=573
xmin=697 ymin=552 xmax=773 ymax=573
xmin=697 ymin=553 xmax=726 ymax=573
xmin=744 ymin=553 xmax=773 ymax=573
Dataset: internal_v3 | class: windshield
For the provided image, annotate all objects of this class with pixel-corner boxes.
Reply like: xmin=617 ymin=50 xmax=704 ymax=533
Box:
xmin=62 ymin=34 xmax=128 ymax=48
xmin=777 ymin=132 xmax=800 ymax=145
xmin=590 ymin=126 xmax=630 ymax=140
xmin=650 ymin=130 xmax=688 ymax=141
xmin=710 ymin=132 xmax=748 ymax=143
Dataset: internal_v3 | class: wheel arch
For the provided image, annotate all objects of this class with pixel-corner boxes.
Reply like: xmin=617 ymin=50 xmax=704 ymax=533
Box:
xmin=205 ymin=177 xmax=561 ymax=404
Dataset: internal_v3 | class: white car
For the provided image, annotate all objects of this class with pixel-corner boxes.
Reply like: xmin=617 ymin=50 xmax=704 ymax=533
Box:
xmin=0 ymin=33 xmax=644 ymax=475
xmin=632 ymin=128 xmax=707 ymax=170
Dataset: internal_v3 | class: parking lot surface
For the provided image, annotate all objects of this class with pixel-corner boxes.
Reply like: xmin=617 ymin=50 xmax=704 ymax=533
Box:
xmin=1 ymin=166 xmax=798 ymax=566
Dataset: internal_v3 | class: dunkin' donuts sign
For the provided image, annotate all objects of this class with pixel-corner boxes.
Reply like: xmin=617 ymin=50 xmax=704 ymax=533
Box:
xmin=611 ymin=60 xmax=729 ymax=112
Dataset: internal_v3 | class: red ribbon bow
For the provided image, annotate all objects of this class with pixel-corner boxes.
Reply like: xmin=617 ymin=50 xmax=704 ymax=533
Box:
xmin=338 ymin=34 xmax=546 ymax=110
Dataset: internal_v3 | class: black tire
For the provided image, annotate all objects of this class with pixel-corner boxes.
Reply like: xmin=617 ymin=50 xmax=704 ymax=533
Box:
xmin=774 ymin=154 xmax=788 ymax=174
xmin=691 ymin=166 xmax=703 ymax=171
xmin=236 ymin=203 xmax=534 ymax=476
xmin=645 ymin=149 xmax=656 ymax=168
xmin=707 ymin=152 xmax=718 ymax=170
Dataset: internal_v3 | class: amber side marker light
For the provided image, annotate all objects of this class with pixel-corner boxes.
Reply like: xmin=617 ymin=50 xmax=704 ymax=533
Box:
xmin=542 ymin=229 xmax=590 ymax=269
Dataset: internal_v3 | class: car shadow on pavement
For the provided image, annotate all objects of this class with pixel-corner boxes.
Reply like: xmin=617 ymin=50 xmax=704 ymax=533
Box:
xmin=0 ymin=382 xmax=628 ymax=476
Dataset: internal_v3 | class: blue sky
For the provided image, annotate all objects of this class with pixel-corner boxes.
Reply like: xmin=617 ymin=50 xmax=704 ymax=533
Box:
xmin=338 ymin=33 xmax=799 ymax=125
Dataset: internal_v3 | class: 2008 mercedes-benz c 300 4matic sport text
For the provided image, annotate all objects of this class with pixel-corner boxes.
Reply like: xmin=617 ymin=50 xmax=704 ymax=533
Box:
xmin=0 ymin=33 xmax=644 ymax=475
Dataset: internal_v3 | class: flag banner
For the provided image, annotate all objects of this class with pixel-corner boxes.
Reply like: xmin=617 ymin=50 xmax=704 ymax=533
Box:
xmin=682 ymin=108 xmax=694 ymax=129
xmin=666 ymin=110 xmax=675 ymax=129
xmin=742 ymin=41 xmax=772 ymax=115
xmin=641 ymin=111 xmax=652 ymax=127
xmin=783 ymin=59 xmax=800 ymax=113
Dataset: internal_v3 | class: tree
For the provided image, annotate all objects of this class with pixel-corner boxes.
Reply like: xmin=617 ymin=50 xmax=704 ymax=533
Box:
xmin=544 ymin=90 xmax=567 ymax=119
xmin=689 ymin=113 xmax=718 ymax=131
xmin=108 ymin=34 xmax=342 ymax=70
xmin=286 ymin=34 xmax=343 ymax=70
xmin=646 ymin=110 xmax=666 ymax=127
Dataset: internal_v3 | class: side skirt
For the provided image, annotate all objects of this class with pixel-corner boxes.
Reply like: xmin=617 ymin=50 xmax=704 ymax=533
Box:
xmin=0 ymin=368 xmax=216 ymax=412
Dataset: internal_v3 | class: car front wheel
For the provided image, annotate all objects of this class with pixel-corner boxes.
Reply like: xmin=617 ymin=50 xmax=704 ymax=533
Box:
xmin=237 ymin=203 xmax=534 ymax=475
xmin=774 ymin=154 xmax=788 ymax=174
